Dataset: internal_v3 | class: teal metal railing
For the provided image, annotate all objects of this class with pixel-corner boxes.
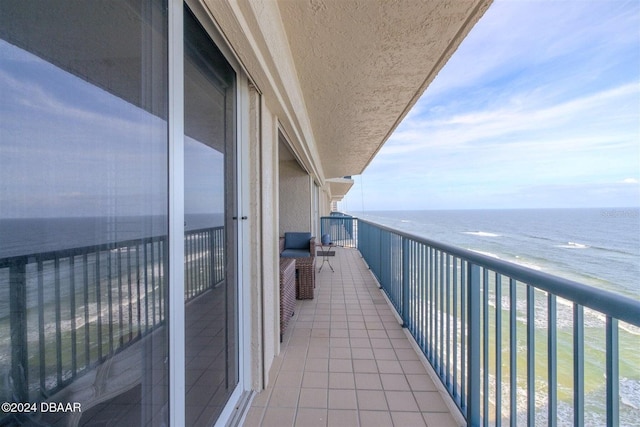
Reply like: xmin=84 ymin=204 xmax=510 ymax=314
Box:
xmin=320 ymin=214 xmax=357 ymax=247
xmin=324 ymin=215 xmax=640 ymax=426
xmin=0 ymin=226 xmax=224 ymax=409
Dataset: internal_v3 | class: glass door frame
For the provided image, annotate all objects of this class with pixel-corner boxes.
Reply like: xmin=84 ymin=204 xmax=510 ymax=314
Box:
xmin=168 ymin=1 xmax=250 ymax=425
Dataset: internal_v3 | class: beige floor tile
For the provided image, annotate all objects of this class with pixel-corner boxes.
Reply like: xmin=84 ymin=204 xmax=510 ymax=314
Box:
xmin=413 ymin=391 xmax=450 ymax=412
xmin=302 ymin=372 xmax=329 ymax=389
xmin=327 ymin=409 xmax=359 ymax=427
xmin=329 ymin=372 xmax=355 ymax=389
xmin=295 ymin=408 xmax=327 ymax=427
xmin=400 ymin=360 xmax=426 ymax=374
xmin=373 ymin=348 xmax=397 ymax=360
xmin=376 ymin=360 xmax=403 ymax=374
xmin=269 ymin=387 xmax=300 ymax=408
xmin=330 ymin=337 xmax=350 ymax=347
xmin=407 ymin=374 xmax=437 ymax=392
xmin=351 ymin=348 xmax=375 ymax=360
xmin=348 ymin=329 xmax=369 ymax=339
xmin=359 ymin=410 xmax=393 ymax=427
xmin=329 ymin=358 xmax=353 ymax=373
xmin=394 ymin=348 xmax=420 ymax=361
xmin=241 ymin=407 xmax=264 ymax=427
xmin=354 ymin=373 xmax=383 ymax=390
xmin=380 ymin=374 xmax=411 ymax=391
xmin=299 ymin=388 xmax=328 ymax=408
xmin=353 ymin=359 xmax=378 ymax=373
xmin=385 ymin=390 xmax=420 ymax=412
xmin=261 ymin=407 xmax=295 ymax=427
xmin=356 ymin=390 xmax=388 ymax=411
xmin=328 ymin=389 xmax=357 ymax=410
xmin=330 ymin=329 xmax=349 ymax=338
xmin=305 ymin=358 xmax=329 ymax=373
xmin=390 ymin=411 xmax=427 ymax=427
xmin=251 ymin=389 xmax=271 ymax=407
xmin=330 ymin=347 xmax=351 ymax=359
xmin=421 ymin=412 xmax=459 ymax=427
xmin=275 ymin=370 xmax=304 ymax=388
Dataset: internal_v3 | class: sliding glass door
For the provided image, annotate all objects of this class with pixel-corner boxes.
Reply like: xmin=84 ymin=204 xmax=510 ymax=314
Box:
xmin=183 ymin=6 xmax=238 ymax=425
xmin=0 ymin=1 xmax=170 ymax=425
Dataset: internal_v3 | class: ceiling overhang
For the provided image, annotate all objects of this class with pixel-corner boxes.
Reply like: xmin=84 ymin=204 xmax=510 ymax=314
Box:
xmin=327 ymin=177 xmax=355 ymax=202
xmin=277 ymin=0 xmax=492 ymax=179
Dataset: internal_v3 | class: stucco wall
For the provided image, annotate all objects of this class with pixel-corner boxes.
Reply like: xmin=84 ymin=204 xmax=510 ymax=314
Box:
xmin=260 ymin=102 xmax=280 ymax=389
xmin=279 ymin=157 xmax=312 ymax=236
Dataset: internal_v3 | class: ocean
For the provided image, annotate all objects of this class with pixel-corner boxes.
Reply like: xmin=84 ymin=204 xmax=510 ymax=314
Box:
xmin=347 ymin=208 xmax=639 ymax=301
xmin=347 ymin=207 xmax=640 ymax=425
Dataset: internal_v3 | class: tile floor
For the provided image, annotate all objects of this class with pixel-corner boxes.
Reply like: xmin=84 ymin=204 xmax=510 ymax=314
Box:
xmin=242 ymin=247 xmax=461 ymax=427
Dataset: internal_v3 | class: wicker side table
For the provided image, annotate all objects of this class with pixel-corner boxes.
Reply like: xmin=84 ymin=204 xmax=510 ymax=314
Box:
xmin=295 ymin=257 xmax=315 ymax=299
xmin=279 ymin=258 xmax=296 ymax=341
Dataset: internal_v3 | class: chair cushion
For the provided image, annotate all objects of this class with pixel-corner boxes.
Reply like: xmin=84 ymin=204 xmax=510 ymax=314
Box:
xmin=281 ymin=248 xmax=311 ymax=258
xmin=284 ymin=232 xmax=312 ymax=250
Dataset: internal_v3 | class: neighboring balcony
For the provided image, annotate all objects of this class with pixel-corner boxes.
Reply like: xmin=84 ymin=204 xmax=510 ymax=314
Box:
xmin=243 ymin=247 xmax=462 ymax=427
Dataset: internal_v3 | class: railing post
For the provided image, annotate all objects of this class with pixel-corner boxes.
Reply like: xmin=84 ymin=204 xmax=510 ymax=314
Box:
xmin=467 ymin=263 xmax=481 ymax=427
xmin=402 ymin=238 xmax=410 ymax=327
xmin=9 ymin=258 xmax=29 ymax=402
xmin=606 ymin=316 xmax=619 ymax=427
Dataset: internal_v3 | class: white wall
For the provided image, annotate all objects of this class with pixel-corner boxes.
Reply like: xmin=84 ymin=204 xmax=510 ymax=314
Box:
xmin=278 ymin=153 xmax=312 ymax=236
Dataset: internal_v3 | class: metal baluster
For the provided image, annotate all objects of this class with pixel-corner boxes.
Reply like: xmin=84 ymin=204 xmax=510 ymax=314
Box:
xmin=402 ymin=237 xmax=409 ymax=327
xmin=526 ymin=285 xmax=535 ymax=426
xmin=573 ymin=304 xmax=584 ymax=427
xmin=144 ymin=243 xmax=149 ymax=331
xmin=606 ymin=316 xmax=619 ymax=427
xmin=510 ymin=279 xmax=517 ymax=426
xmin=54 ymin=257 xmax=62 ymax=385
xmin=548 ymin=294 xmax=557 ymax=427
xmin=117 ymin=248 xmax=124 ymax=347
xmin=107 ymin=250 xmax=114 ymax=355
xmin=83 ymin=253 xmax=90 ymax=369
xmin=96 ymin=253 xmax=102 ymax=361
xmin=439 ymin=251 xmax=445 ymax=377
xmin=38 ymin=257 xmax=46 ymax=392
xmin=446 ymin=254 xmax=451 ymax=388
xmin=483 ymin=268 xmax=488 ymax=427
xmin=467 ymin=263 xmax=481 ymax=426
xmin=151 ymin=241 xmax=156 ymax=326
xmin=70 ymin=256 xmax=77 ymax=378
xmin=453 ymin=257 xmax=459 ymax=402
xmin=127 ymin=247 xmax=133 ymax=342
xmin=496 ymin=273 xmax=502 ymax=427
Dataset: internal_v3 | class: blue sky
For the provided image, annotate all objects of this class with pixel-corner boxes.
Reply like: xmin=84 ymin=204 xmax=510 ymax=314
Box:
xmin=339 ymin=0 xmax=640 ymax=212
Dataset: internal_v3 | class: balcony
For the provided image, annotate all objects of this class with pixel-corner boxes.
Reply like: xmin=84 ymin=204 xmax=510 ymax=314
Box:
xmin=243 ymin=246 xmax=461 ymax=427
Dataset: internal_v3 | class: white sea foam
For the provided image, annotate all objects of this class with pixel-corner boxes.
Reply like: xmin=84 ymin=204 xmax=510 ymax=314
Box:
xmin=463 ymin=231 xmax=501 ymax=237
xmin=557 ymin=241 xmax=590 ymax=249
xmin=468 ymin=249 xmax=501 ymax=259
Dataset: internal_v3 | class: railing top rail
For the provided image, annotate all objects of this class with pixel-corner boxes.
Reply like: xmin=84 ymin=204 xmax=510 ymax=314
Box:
xmin=357 ymin=217 xmax=640 ymax=327
xmin=0 ymin=225 xmax=224 ymax=267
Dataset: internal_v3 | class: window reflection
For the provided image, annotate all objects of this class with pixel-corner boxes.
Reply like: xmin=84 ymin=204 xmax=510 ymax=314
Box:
xmin=183 ymin=6 xmax=237 ymax=425
xmin=0 ymin=2 xmax=169 ymax=425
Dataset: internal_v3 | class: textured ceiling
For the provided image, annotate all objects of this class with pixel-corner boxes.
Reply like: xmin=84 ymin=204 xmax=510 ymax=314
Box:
xmin=277 ymin=0 xmax=490 ymax=179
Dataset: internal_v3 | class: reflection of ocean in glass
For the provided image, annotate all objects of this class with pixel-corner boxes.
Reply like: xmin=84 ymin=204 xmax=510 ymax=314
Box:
xmin=350 ymin=208 xmax=639 ymax=425
xmin=0 ymin=216 xmax=224 ymax=403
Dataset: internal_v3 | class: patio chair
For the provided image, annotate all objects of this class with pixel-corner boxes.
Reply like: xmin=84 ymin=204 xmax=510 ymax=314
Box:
xmin=280 ymin=232 xmax=316 ymax=299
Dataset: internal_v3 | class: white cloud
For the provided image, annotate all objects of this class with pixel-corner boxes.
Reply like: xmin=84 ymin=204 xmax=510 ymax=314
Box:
xmin=345 ymin=0 xmax=640 ymax=210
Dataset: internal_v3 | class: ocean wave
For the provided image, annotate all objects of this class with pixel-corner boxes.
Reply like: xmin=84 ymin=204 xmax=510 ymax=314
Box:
xmin=462 ymin=231 xmax=501 ymax=237
xmin=468 ymin=249 xmax=501 ymax=259
xmin=513 ymin=256 xmax=543 ymax=271
xmin=557 ymin=241 xmax=590 ymax=249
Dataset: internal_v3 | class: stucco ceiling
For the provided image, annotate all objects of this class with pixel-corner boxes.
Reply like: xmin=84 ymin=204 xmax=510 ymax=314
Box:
xmin=277 ymin=0 xmax=491 ymax=179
